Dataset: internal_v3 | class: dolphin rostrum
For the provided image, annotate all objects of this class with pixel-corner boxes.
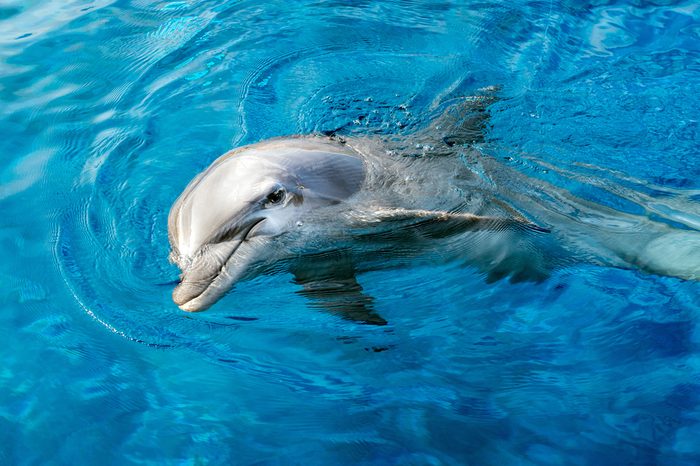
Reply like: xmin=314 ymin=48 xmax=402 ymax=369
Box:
xmin=168 ymin=94 xmax=700 ymax=322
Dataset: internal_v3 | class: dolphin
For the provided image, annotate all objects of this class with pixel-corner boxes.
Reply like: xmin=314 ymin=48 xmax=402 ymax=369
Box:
xmin=168 ymin=94 xmax=700 ymax=321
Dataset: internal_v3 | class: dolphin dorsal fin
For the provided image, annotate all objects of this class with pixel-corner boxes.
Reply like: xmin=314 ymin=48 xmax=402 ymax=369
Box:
xmin=425 ymin=91 xmax=500 ymax=148
xmin=391 ymin=86 xmax=501 ymax=158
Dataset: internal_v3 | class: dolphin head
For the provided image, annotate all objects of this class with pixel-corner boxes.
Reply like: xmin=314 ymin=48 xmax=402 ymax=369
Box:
xmin=168 ymin=139 xmax=365 ymax=312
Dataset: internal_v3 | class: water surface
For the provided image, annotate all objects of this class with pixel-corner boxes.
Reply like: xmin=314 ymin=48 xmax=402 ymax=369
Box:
xmin=1 ymin=0 xmax=699 ymax=464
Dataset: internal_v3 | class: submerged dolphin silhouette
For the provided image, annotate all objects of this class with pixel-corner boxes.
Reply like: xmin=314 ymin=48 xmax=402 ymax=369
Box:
xmin=168 ymin=94 xmax=700 ymax=322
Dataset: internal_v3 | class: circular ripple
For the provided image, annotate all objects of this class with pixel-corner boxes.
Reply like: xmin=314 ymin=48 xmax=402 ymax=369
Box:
xmin=51 ymin=24 xmax=483 ymax=384
xmin=51 ymin=0 xmax=700 ymax=400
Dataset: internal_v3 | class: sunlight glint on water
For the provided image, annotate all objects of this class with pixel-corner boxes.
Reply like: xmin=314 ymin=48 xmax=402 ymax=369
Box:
xmin=1 ymin=0 xmax=699 ymax=464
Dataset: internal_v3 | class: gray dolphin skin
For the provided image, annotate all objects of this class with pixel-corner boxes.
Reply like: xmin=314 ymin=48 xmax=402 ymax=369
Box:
xmin=168 ymin=95 xmax=700 ymax=321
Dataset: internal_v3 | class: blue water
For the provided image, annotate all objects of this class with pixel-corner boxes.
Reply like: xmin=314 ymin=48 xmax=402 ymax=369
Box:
xmin=1 ymin=0 xmax=699 ymax=464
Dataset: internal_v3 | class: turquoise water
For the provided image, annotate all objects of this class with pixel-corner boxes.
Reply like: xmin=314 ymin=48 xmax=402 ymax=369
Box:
xmin=2 ymin=0 xmax=700 ymax=464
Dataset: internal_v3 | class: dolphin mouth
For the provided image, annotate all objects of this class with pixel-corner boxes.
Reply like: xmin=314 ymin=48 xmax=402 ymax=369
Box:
xmin=172 ymin=218 xmax=265 ymax=312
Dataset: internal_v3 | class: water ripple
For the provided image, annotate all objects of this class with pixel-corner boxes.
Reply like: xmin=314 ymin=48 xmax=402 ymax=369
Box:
xmin=2 ymin=0 xmax=697 ymax=462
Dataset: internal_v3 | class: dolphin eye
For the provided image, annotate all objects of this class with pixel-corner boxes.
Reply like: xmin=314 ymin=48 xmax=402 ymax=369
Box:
xmin=265 ymin=187 xmax=286 ymax=206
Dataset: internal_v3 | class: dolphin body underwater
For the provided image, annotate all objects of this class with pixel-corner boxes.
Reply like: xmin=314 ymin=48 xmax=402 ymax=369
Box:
xmin=168 ymin=92 xmax=700 ymax=323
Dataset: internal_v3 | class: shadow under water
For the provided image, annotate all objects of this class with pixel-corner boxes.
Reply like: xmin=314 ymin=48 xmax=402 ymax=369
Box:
xmin=1 ymin=0 xmax=699 ymax=464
